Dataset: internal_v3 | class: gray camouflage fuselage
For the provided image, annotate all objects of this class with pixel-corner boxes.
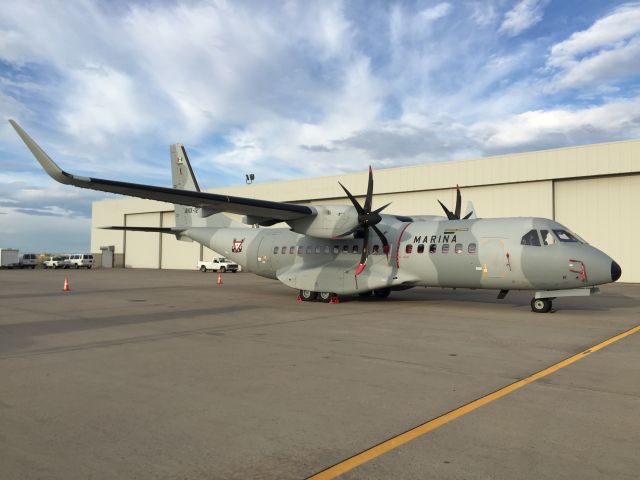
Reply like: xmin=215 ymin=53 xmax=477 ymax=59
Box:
xmin=182 ymin=215 xmax=615 ymax=295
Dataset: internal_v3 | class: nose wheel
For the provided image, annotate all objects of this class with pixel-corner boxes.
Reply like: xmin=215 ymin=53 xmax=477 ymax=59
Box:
xmin=531 ymin=297 xmax=552 ymax=313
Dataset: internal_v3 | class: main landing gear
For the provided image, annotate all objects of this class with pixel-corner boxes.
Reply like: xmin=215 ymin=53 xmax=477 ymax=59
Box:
xmin=299 ymin=290 xmax=338 ymax=303
xmin=530 ymin=297 xmax=552 ymax=314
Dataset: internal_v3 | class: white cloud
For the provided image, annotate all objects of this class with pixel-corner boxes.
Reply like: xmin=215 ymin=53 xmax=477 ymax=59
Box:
xmin=546 ymin=3 xmax=640 ymax=91
xmin=548 ymin=4 xmax=640 ymax=67
xmin=474 ymin=97 xmax=640 ymax=151
xmin=499 ymin=0 xmax=549 ymax=37
xmin=61 ymin=66 xmax=154 ymax=145
xmin=469 ymin=1 xmax=498 ymax=27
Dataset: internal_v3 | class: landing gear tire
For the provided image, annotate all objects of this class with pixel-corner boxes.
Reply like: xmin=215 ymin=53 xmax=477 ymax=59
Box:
xmin=373 ymin=288 xmax=391 ymax=299
xmin=319 ymin=291 xmax=333 ymax=303
xmin=300 ymin=290 xmax=318 ymax=302
xmin=200 ymin=265 xmax=207 ymax=272
xmin=219 ymin=266 xmax=226 ymax=273
xmin=531 ymin=298 xmax=552 ymax=313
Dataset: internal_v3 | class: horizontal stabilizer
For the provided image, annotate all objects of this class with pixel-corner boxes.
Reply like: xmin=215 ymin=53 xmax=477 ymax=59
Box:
xmin=100 ymin=226 xmax=183 ymax=234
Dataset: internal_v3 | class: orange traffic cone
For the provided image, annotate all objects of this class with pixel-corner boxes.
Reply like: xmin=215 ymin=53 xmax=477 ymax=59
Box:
xmin=217 ymin=272 xmax=223 ymax=286
xmin=63 ymin=276 xmax=71 ymax=292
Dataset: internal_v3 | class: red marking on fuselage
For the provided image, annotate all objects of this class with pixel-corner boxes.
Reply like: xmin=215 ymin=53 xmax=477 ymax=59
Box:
xmin=395 ymin=222 xmax=412 ymax=269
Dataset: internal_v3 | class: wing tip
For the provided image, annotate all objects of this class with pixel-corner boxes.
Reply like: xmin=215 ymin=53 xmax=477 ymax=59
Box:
xmin=8 ymin=119 xmax=73 ymax=185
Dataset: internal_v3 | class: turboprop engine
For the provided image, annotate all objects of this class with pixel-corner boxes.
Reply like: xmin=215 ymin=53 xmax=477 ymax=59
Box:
xmin=290 ymin=166 xmax=391 ymax=276
xmin=286 ymin=204 xmax=360 ymax=238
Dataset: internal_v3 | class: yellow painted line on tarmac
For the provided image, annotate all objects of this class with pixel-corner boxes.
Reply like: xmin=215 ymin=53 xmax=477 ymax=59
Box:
xmin=307 ymin=324 xmax=640 ymax=480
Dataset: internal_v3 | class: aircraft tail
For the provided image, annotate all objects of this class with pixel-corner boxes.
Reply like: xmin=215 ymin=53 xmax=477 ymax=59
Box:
xmin=169 ymin=144 xmax=242 ymax=230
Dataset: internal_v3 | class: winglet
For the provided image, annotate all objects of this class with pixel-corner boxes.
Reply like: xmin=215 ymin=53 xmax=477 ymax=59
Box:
xmin=8 ymin=119 xmax=74 ymax=185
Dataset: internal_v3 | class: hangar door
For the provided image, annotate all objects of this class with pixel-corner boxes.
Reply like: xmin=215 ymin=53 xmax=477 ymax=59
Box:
xmin=124 ymin=212 xmax=161 ymax=269
xmin=555 ymin=175 xmax=639 ymax=283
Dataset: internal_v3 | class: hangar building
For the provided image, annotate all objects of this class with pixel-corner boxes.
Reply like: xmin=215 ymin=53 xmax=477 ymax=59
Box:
xmin=91 ymin=139 xmax=640 ymax=283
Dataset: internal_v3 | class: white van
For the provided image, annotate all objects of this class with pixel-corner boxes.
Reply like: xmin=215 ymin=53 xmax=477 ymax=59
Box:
xmin=67 ymin=254 xmax=93 ymax=269
xmin=19 ymin=253 xmax=38 ymax=269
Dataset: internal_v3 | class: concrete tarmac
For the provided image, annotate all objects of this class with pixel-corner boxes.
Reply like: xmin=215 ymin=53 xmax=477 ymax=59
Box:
xmin=0 ymin=268 xmax=638 ymax=479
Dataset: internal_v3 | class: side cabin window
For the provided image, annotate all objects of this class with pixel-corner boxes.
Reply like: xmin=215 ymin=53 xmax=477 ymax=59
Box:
xmin=417 ymin=244 xmax=425 ymax=254
xmin=442 ymin=244 xmax=449 ymax=254
xmin=282 ymin=246 xmax=287 ymax=254
xmin=521 ymin=229 xmax=541 ymax=246
xmin=405 ymin=244 xmax=413 ymax=254
xmin=553 ymin=229 xmax=579 ymax=243
xmin=429 ymin=244 xmax=437 ymax=254
xmin=540 ymin=229 xmax=555 ymax=245
xmin=298 ymin=246 xmax=304 ymax=254
xmin=468 ymin=243 xmax=477 ymax=254
xmin=352 ymin=245 xmax=359 ymax=254
xmin=342 ymin=245 xmax=349 ymax=253
xmin=324 ymin=245 xmax=330 ymax=254
xmin=372 ymin=245 xmax=380 ymax=254
xmin=315 ymin=246 xmax=321 ymax=254
xmin=289 ymin=246 xmax=295 ymax=254
xmin=455 ymin=244 xmax=463 ymax=254
xmin=333 ymin=245 xmax=340 ymax=254
xmin=273 ymin=246 xmax=279 ymax=254
xmin=306 ymin=246 xmax=312 ymax=254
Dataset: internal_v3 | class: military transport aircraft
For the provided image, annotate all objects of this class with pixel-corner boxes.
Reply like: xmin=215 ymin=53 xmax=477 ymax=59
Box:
xmin=10 ymin=120 xmax=621 ymax=313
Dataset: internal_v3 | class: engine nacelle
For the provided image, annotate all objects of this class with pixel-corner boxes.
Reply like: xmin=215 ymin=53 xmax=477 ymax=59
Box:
xmin=287 ymin=205 xmax=359 ymax=239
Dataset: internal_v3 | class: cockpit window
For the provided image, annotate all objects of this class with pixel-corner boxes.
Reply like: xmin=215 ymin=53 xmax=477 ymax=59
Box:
xmin=553 ymin=229 xmax=580 ymax=243
xmin=520 ymin=229 xmax=541 ymax=246
xmin=540 ymin=229 xmax=555 ymax=245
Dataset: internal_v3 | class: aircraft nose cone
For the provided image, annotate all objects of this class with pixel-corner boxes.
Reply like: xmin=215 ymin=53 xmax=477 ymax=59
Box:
xmin=611 ymin=261 xmax=622 ymax=282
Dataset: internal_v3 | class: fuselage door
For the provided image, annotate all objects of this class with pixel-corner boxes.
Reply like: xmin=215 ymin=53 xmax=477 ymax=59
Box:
xmin=254 ymin=232 xmax=279 ymax=279
xmin=479 ymin=238 xmax=510 ymax=279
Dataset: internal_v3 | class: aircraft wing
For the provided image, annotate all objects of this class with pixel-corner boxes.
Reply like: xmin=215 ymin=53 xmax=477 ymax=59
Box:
xmin=10 ymin=120 xmax=314 ymax=221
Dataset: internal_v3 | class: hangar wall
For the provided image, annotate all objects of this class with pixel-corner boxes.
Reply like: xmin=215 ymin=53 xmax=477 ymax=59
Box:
xmin=91 ymin=139 xmax=640 ymax=282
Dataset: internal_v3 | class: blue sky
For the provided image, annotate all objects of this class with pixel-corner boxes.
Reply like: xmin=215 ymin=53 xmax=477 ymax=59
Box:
xmin=1 ymin=0 xmax=640 ymax=252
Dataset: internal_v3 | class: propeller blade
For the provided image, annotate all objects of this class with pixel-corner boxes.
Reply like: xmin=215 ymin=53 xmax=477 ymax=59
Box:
xmin=371 ymin=224 xmax=390 ymax=258
xmin=463 ymin=211 xmax=474 ymax=220
xmin=364 ymin=166 xmax=374 ymax=213
xmin=339 ymin=182 xmax=364 ymax=215
xmin=455 ymin=185 xmax=461 ymax=219
xmin=372 ymin=202 xmax=391 ymax=215
xmin=355 ymin=227 xmax=370 ymax=276
xmin=438 ymin=200 xmax=456 ymax=220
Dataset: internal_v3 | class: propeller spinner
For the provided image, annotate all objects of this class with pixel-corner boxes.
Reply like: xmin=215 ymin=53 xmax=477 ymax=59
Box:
xmin=338 ymin=167 xmax=390 ymax=276
xmin=438 ymin=185 xmax=473 ymax=220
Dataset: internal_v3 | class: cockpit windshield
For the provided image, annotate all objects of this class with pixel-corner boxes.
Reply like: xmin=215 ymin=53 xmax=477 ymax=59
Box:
xmin=521 ymin=228 xmax=584 ymax=246
xmin=540 ymin=229 xmax=555 ymax=245
xmin=520 ymin=229 xmax=541 ymax=246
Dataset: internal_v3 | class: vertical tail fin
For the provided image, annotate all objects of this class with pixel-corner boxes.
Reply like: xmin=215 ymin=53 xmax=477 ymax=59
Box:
xmin=171 ymin=144 xmax=200 ymax=229
xmin=170 ymin=144 xmax=243 ymax=230
xmin=171 ymin=144 xmax=200 ymax=192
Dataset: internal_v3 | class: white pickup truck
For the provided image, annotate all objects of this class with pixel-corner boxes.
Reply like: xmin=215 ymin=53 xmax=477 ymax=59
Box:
xmin=197 ymin=257 xmax=239 ymax=273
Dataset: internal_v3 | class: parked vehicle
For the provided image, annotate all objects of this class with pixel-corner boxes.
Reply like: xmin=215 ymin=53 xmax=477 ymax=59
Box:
xmin=67 ymin=254 xmax=93 ymax=269
xmin=44 ymin=256 xmax=69 ymax=269
xmin=0 ymin=248 xmax=20 ymax=268
xmin=19 ymin=253 xmax=38 ymax=269
xmin=197 ymin=257 xmax=239 ymax=273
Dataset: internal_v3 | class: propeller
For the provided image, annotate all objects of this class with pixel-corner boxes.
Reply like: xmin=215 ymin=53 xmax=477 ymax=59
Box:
xmin=338 ymin=166 xmax=391 ymax=276
xmin=438 ymin=185 xmax=473 ymax=220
